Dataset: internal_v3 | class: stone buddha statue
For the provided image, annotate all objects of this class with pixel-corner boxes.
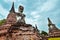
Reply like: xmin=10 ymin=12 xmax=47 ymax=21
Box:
xmin=16 ymin=5 xmax=25 ymax=24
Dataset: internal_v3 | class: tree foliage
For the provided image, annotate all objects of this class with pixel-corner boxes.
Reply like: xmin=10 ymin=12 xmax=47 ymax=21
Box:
xmin=0 ymin=19 xmax=6 ymax=26
xmin=41 ymin=31 xmax=48 ymax=35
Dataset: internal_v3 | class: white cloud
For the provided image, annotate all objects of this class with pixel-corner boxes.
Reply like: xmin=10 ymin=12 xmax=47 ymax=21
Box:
xmin=37 ymin=0 xmax=58 ymax=13
xmin=31 ymin=11 xmax=38 ymax=16
xmin=25 ymin=17 xmax=38 ymax=26
xmin=0 ymin=4 xmax=9 ymax=19
xmin=34 ymin=15 xmax=40 ymax=19
xmin=31 ymin=11 xmax=40 ymax=19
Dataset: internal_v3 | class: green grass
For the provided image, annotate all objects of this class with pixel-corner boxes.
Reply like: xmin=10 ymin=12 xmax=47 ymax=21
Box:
xmin=0 ymin=19 xmax=6 ymax=26
xmin=48 ymin=38 xmax=60 ymax=40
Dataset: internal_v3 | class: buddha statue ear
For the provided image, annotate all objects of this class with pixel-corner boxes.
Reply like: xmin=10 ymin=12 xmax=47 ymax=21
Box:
xmin=18 ymin=5 xmax=24 ymax=13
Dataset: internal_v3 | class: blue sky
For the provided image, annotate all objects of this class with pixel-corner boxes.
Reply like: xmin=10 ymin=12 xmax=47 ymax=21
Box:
xmin=0 ymin=0 xmax=60 ymax=32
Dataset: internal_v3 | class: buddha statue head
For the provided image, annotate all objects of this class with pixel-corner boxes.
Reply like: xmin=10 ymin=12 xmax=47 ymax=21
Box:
xmin=18 ymin=5 xmax=24 ymax=13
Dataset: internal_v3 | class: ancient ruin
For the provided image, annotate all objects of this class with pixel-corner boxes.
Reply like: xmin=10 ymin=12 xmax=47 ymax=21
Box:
xmin=0 ymin=2 xmax=60 ymax=40
xmin=0 ymin=2 xmax=41 ymax=40
xmin=48 ymin=18 xmax=60 ymax=39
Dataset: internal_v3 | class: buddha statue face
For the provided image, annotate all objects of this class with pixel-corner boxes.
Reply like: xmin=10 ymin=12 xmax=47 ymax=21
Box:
xmin=50 ymin=25 xmax=53 ymax=29
xmin=18 ymin=5 xmax=24 ymax=13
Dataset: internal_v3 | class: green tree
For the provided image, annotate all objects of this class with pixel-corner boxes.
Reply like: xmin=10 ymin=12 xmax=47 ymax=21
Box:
xmin=0 ymin=19 xmax=6 ymax=26
xmin=41 ymin=31 xmax=48 ymax=35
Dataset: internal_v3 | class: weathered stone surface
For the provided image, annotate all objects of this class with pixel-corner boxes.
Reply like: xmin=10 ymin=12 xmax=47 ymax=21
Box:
xmin=6 ymin=13 xmax=16 ymax=24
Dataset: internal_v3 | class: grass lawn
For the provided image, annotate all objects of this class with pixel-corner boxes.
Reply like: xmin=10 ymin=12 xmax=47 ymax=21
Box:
xmin=48 ymin=38 xmax=60 ymax=40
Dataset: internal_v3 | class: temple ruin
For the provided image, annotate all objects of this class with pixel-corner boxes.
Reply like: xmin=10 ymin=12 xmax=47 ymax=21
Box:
xmin=0 ymin=2 xmax=60 ymax=40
